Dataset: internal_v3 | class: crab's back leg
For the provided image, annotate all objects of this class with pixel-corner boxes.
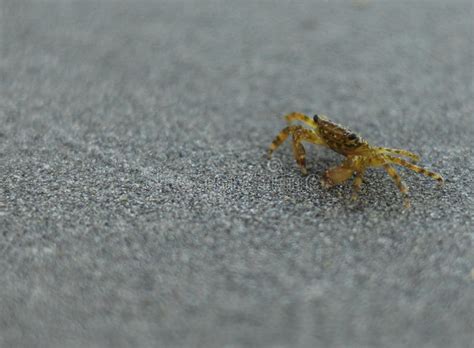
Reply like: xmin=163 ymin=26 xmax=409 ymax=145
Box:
xmin=376 ymin=147 xmax=420 ymax=163
xmin=292 ymin=133 xmax=308 ymax=175
xmin=383 ymin=164 xmax=410 ymax=207
xmin=284 ymin=112 xmax=317 ymax=128
xmin=267 ymin=125 xmax=303 ymax=157
xmin=291 ymin=128 xmax=325 ymax=175
xmin=384 ymin=155 xmax=444 ymax=184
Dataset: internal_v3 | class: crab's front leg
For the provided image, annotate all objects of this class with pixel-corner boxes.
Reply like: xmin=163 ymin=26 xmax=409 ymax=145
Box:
xmin=351 ymin=170 xmax=365 ymax=200
xmin=321 ymin=158 xmax=356 ymax=188
xmin=322 ymin=157 xmax=367 ymax=200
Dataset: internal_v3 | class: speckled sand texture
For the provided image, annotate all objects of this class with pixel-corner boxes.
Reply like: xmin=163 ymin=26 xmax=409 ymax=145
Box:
xmin=0 ymin=0 xmax=473 ymax=347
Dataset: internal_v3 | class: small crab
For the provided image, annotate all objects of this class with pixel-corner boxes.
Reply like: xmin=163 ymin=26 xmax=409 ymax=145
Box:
xmin=267 ymin=112 xmax=444 ymax=207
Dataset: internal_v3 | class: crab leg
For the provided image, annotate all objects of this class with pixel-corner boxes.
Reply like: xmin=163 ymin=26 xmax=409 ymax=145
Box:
xmin=291 ymin=134 xmax=308 ymax=175
xmin=383 ymin=164 xmax=410 ymax=207
xmin=384 ymin=155 xmax=444 ymax=184
xmin=292 ymin=128 xmax=325 ymax=175
xmin=321 ymin=159 xmax=355 ymax=188
xmin=351 ymin=170 xmax=365 ymax=200
xmin=284 ymin=112 xmax=317 ymax=128
xmin=267 ymin=125 xmax=303 ymax=157
xmin=377 ymin=147 xmax=420 ymax=163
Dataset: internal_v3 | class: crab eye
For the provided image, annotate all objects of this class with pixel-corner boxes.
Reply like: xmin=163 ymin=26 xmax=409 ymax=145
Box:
xmin=348 ymin=133 xmax=357 ymax=140
xmin=313 ymin=114 xmax=319 ymax=122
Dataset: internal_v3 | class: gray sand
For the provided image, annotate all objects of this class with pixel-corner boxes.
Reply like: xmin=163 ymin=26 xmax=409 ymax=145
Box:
xmin=0 ymin=0 xmax=473 ymax=347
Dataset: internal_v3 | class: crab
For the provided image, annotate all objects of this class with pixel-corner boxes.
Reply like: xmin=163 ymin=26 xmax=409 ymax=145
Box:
xmin=267 ymin=112 xmax=444 ymax=207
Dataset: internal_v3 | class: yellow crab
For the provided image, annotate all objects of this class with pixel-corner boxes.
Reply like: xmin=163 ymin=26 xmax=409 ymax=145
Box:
xmin=267 ymin=112 xmax=444 ymax=207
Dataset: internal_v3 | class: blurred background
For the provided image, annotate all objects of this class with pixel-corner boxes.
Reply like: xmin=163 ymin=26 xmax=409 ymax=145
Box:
xmin=0 ymin=1 xmax=473 ymax=347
